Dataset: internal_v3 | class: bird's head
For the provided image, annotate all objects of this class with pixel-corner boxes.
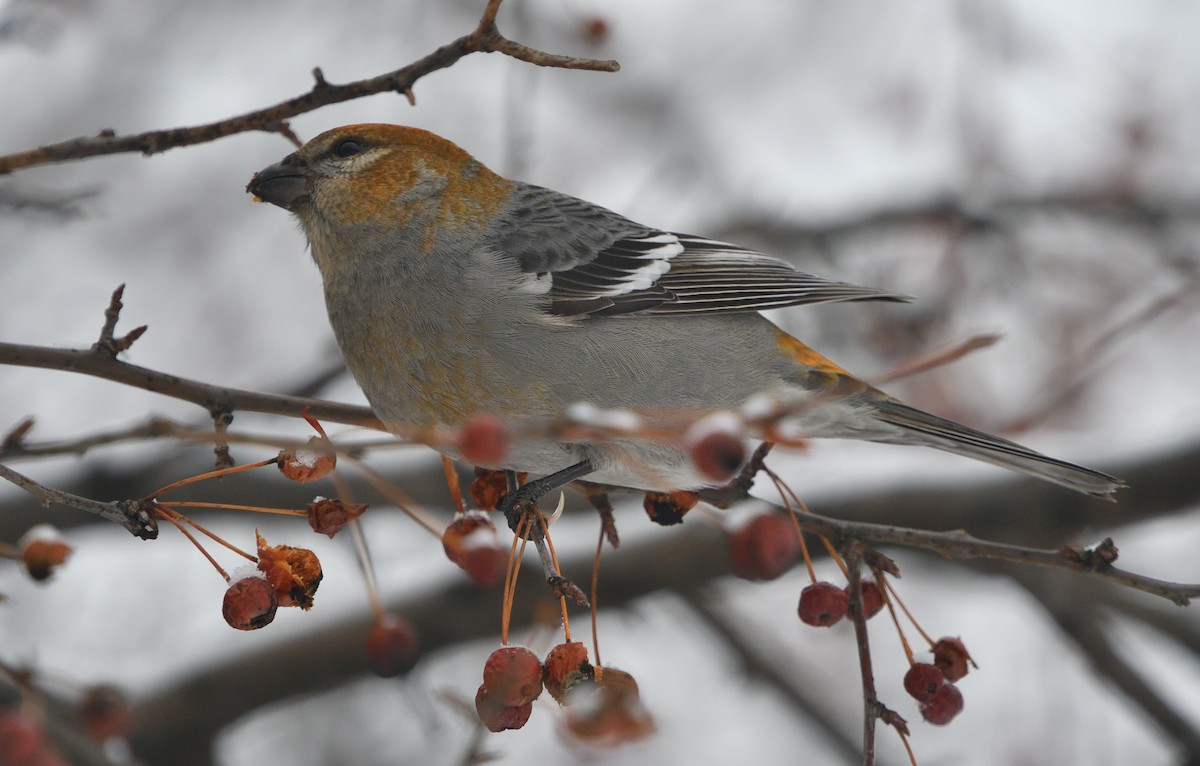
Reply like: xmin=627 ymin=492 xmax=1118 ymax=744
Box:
xmin=247 ymin=124 xmax=514 ymax=265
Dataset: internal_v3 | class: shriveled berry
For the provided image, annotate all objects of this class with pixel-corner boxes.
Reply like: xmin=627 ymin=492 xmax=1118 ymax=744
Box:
xmin=543 ymin=641 xmax=594 ymax=704
xmin=277 ymin=435 xmax=336 ymax=482
xmin=306 ymin=497 xmax=367 ymax=538
xmin=483 ymin=646 xmax=544 ymax=706
xmin=256 ymin=531 xmax=322 ymax=610
xmin=459 ymin=413 xmax=509 ymax=466
xmin=920 ymin=682 xmax=964 ymax=725
xmin=222 ymin=573 xmax=278 ymax=630
xmin=845 ymin=579 xmax=886 ymax=619
xmin=797 ymin=581 xmax=848 ymax=627
xmin=365 ymin=614 xmax=419 ymax=677
xmin=932 ymin=636 xmax=974 ymax=682
xmin=642 ymin=491 xmax=698 ymax=526
xmin=475 ymin=683 xmax=532 ymax=732
xmin=442 ymin=512 xmax=506 ymax=587
xmin=903 ymin=662 xmax=945 ymax=703
xmin=728 ymin=512 xmax=800 ymax=581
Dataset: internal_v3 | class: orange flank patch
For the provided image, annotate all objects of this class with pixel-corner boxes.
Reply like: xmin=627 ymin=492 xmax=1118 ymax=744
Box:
xmin=774 ymin=327 xmax=851 ymax=375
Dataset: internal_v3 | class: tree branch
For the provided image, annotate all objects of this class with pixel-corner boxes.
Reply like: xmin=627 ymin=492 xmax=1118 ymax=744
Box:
xmin=0 ymin=341 xmax=380 ymax=430
xmin=0 ymin=0 xmax=617 ymax=175
xmin=0 ymin=462 xmax=157 ymax=538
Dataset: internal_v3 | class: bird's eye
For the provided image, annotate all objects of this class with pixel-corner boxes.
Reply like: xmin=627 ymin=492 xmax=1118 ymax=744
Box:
xmin=334 ymin=139 xmax=364 ymax=158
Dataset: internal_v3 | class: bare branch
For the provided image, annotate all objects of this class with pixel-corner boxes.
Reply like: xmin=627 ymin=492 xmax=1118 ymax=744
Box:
xmin=791 ymin=512 xmax=1200 ymax=607
xmin=0 ymin=462 xmax=157 ymax=538
xmin=0 ymin=341 xmax=381 ymax=430
xmin=0 ymin=0 xmax=618 ymax=175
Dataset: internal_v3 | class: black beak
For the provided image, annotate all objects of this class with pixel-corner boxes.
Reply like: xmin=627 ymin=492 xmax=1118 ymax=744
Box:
xmin=247 ymin=157 xmax=311 ymax=211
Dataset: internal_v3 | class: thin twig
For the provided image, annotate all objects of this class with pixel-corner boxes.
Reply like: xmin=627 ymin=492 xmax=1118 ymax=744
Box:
xmin=844 ymin=545 xmax=878 ymax=766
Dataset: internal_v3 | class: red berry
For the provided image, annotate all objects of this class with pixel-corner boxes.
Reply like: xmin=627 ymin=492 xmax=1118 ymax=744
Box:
xmin=79 ymin=684 xmax=132 ymax=742
xmin=642 ymin=491 xmax=698 ymax=526
xmin=543 ymin=641 xmax=594 ymax=704
xmin=728 ymin=513 xmax=800 ymax=581
xmin=797 ymin=581 xmax=848 ymax=627
xmin=459 ymin=413 xmax=510 ymax=466
xmin=0 ymin=709 xmax=49 ymax=763
xmin=932 ymin=636 xmax=974 ymax=682
xmin=686 ymin=414 xmax=747 ymax=483
xmin=903 ymin=662 xmax=945 ymax=703
xmin=920 ymin=682 xmax=964 ymax=725
xmin=564 ymin=666 xmax=655 ymax=744
xmin=442 ymin=512 xmax=507 ymax=587
xmin=483 ymin=646 xmax=544 ymax=707
xmin=469 ymin=468 xmax=526 ymax=511
xmin=222 ymin=573 xmax=278 ymax=631
xmin=365 ymin=614 xmax=419 ymax=677
xmin=474 ymin=683 xmax=532 ymax=732
xmin=581 ymin=16 xmax=610 ymax=46
xmin=845 ymin=579 xmax=885 ymax=619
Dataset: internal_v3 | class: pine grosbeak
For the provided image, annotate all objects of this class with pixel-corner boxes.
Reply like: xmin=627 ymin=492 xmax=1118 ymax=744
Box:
xmin=247 ymin=124 xmax=1121 ymax=500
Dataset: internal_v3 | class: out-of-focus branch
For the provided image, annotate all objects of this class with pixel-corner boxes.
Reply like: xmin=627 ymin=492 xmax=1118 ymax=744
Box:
xmin=682 ymin=587 xmax=868 ymax=764
xmin=0 ymin=0 xmax=618 ymax=175
xmin=1014 ymin=566 xmax=1200 ymax=759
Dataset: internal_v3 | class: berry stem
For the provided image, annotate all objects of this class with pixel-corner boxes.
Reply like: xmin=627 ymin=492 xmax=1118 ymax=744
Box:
xmin=879 ymin=575 xmax=917 ymax=665
xmin=766 ymin=465 xmax=850 ymax=578
xmin=440 ymin=455 xmax=467 ymax=515
xmin=340 ymin=455 xmax=443 ymax=539
xmin=157 ymin=500 xmax=306 ymax=516
xmin=499 ymin=512 xmax=533 ymax=646
xmin=882 ymin=575 xmax=936 ymax=647
xmin=155 ymin=504 xmax=256 ymax=561
xmin=329 ymin=472 xmax=384 ymax=619
xmin=156 ymin=508 xmax=229 ymax=581
xmin=348 ymin=518 xmax=384 ymax=620
xmin=148 ymin=457 xmax=278 ymax=498
xmin=766 ymin=468 xmax=817 ymax=583
xmin=896 ymin=727 xmax=918 ymax=766
xmin=590 ymin=523 xmax=605 ymax=669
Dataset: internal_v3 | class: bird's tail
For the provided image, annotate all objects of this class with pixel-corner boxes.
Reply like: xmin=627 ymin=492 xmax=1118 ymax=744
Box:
xmin=866 ymin=397 xmax=1124 ymax=499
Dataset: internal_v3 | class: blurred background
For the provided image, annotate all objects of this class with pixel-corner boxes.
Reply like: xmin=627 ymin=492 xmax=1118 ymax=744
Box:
xmin=1 ymin=0 xmax=1199 ymax=764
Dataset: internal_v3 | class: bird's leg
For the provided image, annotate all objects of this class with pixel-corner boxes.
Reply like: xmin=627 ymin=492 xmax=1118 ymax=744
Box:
xmin=502 ymin=464 xmax=593 ymax=607
xmin=499 ymin=459 xmax=595 ymax=533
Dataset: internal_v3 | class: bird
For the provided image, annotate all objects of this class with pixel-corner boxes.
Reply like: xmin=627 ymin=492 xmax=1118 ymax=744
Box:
xmin=247 ymin=123 xmax=1122 ymax=505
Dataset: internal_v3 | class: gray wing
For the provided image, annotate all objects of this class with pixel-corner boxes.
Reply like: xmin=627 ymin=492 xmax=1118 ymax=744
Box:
xmin=491 ymin=183 xmax=910 ymax=317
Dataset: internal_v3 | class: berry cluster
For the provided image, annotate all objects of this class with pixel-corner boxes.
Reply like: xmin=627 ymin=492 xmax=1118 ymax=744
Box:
xmin=903 ymin=637 xmax=973 ymax=724
xmin=474 ymin=642 xmax=652 ymax=741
